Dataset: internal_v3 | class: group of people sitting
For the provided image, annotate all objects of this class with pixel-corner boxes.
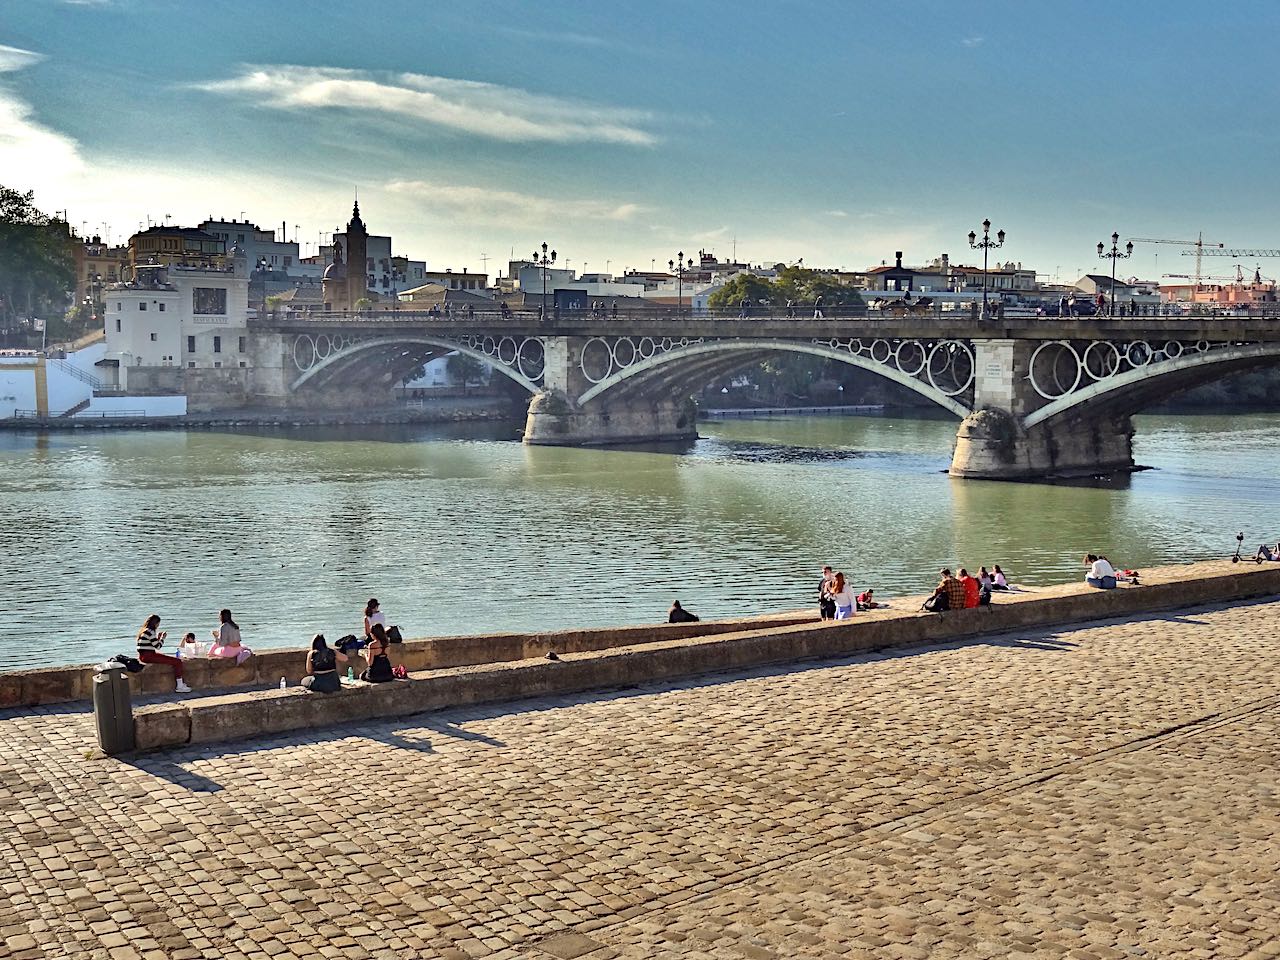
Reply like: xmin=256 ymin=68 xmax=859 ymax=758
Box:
xmin=135 ymin=608 xmax=251 ymax=693
xmin=923 ymin=566 xmax=1009 ymax=612
xmin=133 ymin=598 xmax=404 ymax=695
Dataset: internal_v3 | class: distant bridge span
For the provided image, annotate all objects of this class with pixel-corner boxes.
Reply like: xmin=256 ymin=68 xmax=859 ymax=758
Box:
xmin=250 ymin=310 xmax=1280 ymax=480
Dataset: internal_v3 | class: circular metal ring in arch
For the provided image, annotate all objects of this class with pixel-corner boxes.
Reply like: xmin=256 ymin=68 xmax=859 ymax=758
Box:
xmin=925 ymin=340 xmax=976 ymax=397
xmin=1081 ymin=341 xmax=1122 ymax=381
xmin=292 ymin=335 xmax=316 ymax=372
xmin=516 ymin=337 xmax=545 ymax=381
xmin=1028 ymin=341 xmax=1083 ymax=400
xmin=893 ymin=340 xmax=928 ymax=378
xmin=612 ymin=337 xmax=638 ymax=369
xmin=496 ymin=337 xmax=519 ymax=366
xmin=1124 ymin=340 xmax=1153 ymax=367
xmin=579 ymin=336 xmax=616 ymax=384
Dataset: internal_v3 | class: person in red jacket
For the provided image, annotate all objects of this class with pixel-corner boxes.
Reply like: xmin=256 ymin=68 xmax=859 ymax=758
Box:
xmin=958 ymin=569 xmax=981 ymax=609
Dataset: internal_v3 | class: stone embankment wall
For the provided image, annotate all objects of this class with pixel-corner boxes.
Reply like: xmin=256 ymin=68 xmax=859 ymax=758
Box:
xmin=5 ymin=561 xmax=1277 ymax=753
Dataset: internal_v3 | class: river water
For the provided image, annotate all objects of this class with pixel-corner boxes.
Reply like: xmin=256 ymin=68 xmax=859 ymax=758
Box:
xmin=2 ymin=411 xmax=1277 ymax=670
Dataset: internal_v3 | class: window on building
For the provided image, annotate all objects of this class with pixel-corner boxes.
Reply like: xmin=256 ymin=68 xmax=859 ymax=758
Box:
xmin=116 ymin=302 xmax=122 ymax=311
xmin=284 ymin=256 xmax=292 ymax=267
xmin=115 ymin=318 xmax=121 ymax=333
xmin=213 ymin=361 xmax=222 ymax=368
xmin=139 ymin=301 xmax=147 ymax=311
xmin=193 ymin=287 xmax=227 ymax=315
xmin=186 ymin=335 xmax=195 ymax=353
xmin=212 ymin=336 xmax=222 ymax=354
xmin=158 ymin=302 xmax=166 ymax=312
xmin=239 ymin=361 xmax=246 ymax=368
xmin=188 ymin=361 xmax=196 ymax=368
xmin=150 ymin=332 xmax=157 ymax=341
xmin=238 ymin=336 xmax=246 ymax=353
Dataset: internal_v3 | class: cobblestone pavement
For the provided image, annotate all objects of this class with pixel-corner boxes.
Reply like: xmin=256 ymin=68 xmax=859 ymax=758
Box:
xmin=1 ymin=600 xmax=1278 ymax=959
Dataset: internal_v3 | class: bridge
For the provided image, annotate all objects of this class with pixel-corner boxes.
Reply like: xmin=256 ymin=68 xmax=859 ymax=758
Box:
xmin=248 ymin=310 xmax=1280 ymax=480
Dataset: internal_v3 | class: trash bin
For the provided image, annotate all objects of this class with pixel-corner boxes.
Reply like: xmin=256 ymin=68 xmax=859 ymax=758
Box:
xmin=92 ymin=662 xmax=135 ymax=755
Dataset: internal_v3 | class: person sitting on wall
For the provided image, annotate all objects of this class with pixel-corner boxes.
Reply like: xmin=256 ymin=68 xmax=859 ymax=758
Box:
xmin=668 ymin=600 xmax=700 ymax=623
xmin=856 ymin=589 xmax=880 ymax=611
xmin=958 ymin=569 xmax=981 ymax=609
xmin=136 ymin=613 xmax=191 ymax=693
xmin=924 ymin=568 xmax=965 ymax=613
xmin=209 ymin=608 xmax=252 ymax=664
xmin=360 ymin=623 xmax=395 ymax=683
xmin=301 ymin=634 xmax=348 ymax=693
xmin=1084 ymin=553 xmax=1118 ymax=589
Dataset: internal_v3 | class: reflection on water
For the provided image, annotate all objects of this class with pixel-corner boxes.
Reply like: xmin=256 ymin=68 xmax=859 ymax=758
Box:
xmin=0 ymin=411 xmax=1277 ymax=669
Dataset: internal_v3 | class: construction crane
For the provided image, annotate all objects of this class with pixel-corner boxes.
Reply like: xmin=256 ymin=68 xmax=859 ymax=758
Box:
xmin=1194 ymin=247 xmax=1280 ymax=258
xmin=1130 ymin=233 xmax=1223 ymax=289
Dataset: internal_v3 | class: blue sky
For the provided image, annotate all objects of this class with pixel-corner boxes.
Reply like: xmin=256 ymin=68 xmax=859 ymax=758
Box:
xmin=3 ymin=0 xmax=1279 ymax=282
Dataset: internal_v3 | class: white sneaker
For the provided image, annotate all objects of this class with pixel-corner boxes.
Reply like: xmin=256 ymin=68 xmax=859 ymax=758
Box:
xmin=175 ymin=680 xmax=192 ymax=693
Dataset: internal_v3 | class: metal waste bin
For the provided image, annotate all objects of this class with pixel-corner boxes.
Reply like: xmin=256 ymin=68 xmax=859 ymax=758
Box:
xmin=92 ymin=662 xmax=135 ymax=755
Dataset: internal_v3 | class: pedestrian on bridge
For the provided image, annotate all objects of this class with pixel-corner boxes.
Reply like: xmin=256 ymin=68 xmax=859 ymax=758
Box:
xmin=813 ymin=296 xmax=825 ymax=319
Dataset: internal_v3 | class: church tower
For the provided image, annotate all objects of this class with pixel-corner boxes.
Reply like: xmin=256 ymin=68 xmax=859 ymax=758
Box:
xmin=346 ymin=199 xmax=368 ymax=307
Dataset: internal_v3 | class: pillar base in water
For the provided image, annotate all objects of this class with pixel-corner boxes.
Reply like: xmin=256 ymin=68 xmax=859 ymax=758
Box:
xmin=950 ymin=408 xmax=1135 ymax=480
xmin=523 ymin=392 xmax=697 ymax=446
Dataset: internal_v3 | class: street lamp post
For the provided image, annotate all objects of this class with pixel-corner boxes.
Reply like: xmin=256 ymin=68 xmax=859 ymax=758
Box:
xmin=532 ymin=241 xmax=556 ymax=319
xmin=1096 ymin=232 xmax=1133 ymax=317
xmin=968 ymin=219 xmax=1005 ymax=321
xmin=668 ymin=251 xmax=693 ymax=316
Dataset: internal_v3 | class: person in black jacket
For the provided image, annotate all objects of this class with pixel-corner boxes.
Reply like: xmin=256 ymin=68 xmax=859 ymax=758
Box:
xmin=668 ymin=601 xmax=700 ymax=623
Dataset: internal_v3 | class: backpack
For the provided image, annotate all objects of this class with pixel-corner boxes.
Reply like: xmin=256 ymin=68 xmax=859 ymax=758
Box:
xmin=922 ymin=592 xmax=949 ymax=613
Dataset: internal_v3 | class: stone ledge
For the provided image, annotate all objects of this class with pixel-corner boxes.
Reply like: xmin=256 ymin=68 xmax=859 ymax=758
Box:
xmin=2 ymin=610 xmax=817 ymax=708
xmin=128 ymin=561 xmax=1280 ymax=753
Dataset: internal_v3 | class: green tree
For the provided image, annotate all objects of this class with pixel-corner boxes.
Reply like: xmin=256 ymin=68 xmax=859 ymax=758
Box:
xmin=0 ymin=186 xmax=75 ymax=330
xmin=446 ymin=352 xmax=486 ymax=395
xmin=707 ymin=273 xmax=780 ymax=313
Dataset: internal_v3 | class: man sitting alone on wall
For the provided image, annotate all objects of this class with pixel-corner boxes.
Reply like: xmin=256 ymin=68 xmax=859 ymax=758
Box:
xmin=668 ymin=600 xmax=700 ymax=623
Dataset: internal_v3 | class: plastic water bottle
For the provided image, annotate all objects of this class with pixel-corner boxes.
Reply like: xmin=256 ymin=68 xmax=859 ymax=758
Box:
xmin=347 ymin=666 xmax=354 ymax=681
xmin=279 ymin=677 xmax=287 ymax=690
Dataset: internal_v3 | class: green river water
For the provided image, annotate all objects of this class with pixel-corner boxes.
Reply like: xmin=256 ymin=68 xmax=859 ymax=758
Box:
xmin=1 ymin=411 xmax=1276 ymax=670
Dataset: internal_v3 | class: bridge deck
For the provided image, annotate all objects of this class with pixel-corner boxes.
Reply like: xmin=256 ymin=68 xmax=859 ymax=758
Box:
xmin=254 ymin=311 xmax=1280 ymax=342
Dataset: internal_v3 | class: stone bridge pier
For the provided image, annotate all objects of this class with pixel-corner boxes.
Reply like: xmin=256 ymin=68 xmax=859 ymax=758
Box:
xmin=949 ymin=338 xmax=1136 ymax=480
xmin=524 ymin=336 xmax=698 ymax=445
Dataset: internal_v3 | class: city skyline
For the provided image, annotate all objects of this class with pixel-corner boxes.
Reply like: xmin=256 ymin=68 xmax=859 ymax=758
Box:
xmin=4 ymin=0 xmax=1280 ymax=281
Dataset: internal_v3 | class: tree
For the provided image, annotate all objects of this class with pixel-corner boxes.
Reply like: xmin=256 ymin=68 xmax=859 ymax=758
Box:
xmin=0 ymin=185 xmax=75 ymax=330
xmin=707 ymin=268 xmax=865 ymax=314
xmin=707 ymin=273 xmax=780 ymax=313
xmin=446 ymin=352 xmax=486 ymax=395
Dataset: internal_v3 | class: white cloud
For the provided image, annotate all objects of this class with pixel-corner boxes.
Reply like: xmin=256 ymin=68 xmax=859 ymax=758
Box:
xmin=0 ymin=46 xmax=84 ymax=185
xmin=386 ymin=179 xmax=643 ymax=225
xmin=961 ymin=36 xmax=985 ymax=47
xmin=825 ymin=209 xmax=849 ymax=218
xmin=197 ymin=65 xmax=657 ymax=146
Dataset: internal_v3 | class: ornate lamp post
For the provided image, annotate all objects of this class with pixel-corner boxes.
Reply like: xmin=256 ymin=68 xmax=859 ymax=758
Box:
xmin=532 ymin=241 xmax=556 ymax=318
xmin=1096 ymin=232 xmax=1132 ymax=317
xmin=668 ymin=251 xmax=693 ymax=315
xmin=968 ymin=219 xmax=1005 ymax=321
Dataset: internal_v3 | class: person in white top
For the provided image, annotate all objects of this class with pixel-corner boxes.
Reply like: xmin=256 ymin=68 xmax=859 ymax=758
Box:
xmin=364 ymin=598 xmax=387 ymax=639
xmin=828 ymin=572 xmax=857 ymax=620
xmin=992 ymin=565 xmax=1009 ymax=590
xmin=1084 ymin=554 xmax=1117 ymax=589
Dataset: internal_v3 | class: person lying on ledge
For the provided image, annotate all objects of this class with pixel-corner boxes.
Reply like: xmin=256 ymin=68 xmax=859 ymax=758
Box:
xmin=301 ymin=634 xmax=348 ymax=693
xmin=668 ymin=600 xmax=700 ymax=623
xmin=1257 ymin=542 xmax=1280 ymax=562
xmin=1085 ymin=554 xmax=1117 ymax=589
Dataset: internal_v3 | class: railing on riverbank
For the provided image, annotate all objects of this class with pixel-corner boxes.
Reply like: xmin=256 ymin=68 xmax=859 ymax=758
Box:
xmin=700 ymin=404 xmax=885 ymax=419
xmin=10 ymin=408 xmax=147 ymax=420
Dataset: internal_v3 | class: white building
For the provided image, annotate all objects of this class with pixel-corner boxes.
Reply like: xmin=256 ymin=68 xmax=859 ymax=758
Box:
xmin=200 ymin=219 xmax=302 ymax=273
xmin=102 ymin=254 xmax=251 ymax=391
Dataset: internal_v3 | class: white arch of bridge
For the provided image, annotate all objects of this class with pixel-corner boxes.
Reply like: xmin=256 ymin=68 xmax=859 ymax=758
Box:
xmin=576 ymin=338 xmax=974 ymax=418
xmin=289 ymin=335 xmax=544 ymax=395
xmin=1022 ymin=341 xmax=1280 ymax=430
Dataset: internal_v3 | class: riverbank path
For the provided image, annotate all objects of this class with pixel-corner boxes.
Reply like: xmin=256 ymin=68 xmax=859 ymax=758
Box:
xmin=1 ymin=597 xmax=1278 ymax=958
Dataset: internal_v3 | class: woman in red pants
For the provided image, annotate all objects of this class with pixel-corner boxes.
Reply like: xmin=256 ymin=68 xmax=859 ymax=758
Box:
xmin=136 ymin=613 xmax=191 ymax=693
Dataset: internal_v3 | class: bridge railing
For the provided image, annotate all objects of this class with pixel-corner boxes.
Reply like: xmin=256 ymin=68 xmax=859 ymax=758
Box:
xmin=260 ymin=303 xmax=1280 ymax=325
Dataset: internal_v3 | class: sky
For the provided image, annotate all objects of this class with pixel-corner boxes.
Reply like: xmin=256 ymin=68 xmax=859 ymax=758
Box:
xmin=3 ymin=0 xmax=1280 ymax=283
